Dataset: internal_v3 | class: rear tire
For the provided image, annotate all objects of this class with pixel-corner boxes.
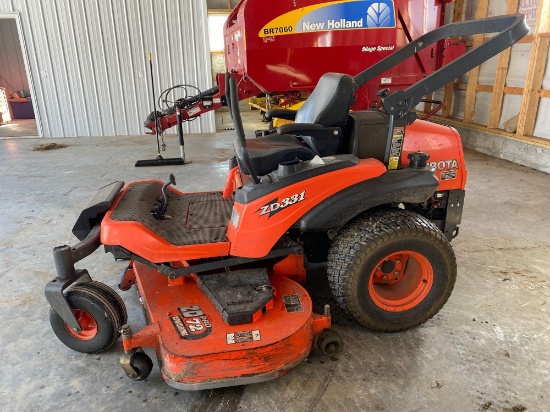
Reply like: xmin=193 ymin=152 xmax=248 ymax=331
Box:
xmin=49 ymin=284 xmax=121 ymax=353
xmin=327 ymin=209 xmax=457 ymax=332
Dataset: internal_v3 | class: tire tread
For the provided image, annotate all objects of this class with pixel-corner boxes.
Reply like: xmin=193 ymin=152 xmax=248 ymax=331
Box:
xmin=327 ymin=209 xmax=457 ymax=332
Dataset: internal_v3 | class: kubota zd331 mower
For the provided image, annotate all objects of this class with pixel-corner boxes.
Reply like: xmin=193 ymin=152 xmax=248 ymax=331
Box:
xmin=46 ymin=15 xmax=527 ymax=390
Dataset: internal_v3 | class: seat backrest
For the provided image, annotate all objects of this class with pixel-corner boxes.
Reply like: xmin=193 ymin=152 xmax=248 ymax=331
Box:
xmin=295 ymin=73 xmax=354 ymax=128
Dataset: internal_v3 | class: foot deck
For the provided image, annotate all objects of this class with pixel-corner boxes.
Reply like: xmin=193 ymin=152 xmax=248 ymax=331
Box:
xmin=111 ymin=181 xmax=233 ymax=246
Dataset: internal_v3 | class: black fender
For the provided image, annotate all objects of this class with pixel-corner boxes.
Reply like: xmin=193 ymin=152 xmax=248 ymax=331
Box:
xmin=295 ymin=168 xmax=439 ymax=232
xmin=72 ymin=181 xmax=124 ymax=241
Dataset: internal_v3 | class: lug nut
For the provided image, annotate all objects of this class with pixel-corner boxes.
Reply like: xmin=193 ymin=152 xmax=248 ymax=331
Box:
xmin=382 ymin=275 xmax=387 ymax=280
xmin=394 ymin=271 xmax=399 ymax=276
xmin=396 ymin=260 xmax=401 ymax=264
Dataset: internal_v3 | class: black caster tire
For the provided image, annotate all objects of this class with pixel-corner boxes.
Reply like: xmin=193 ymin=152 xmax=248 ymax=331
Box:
xmin=49 ymin=284 xmax=121 ymax=354
xmin=317 ymin=330 xmax=344 ymax=358
xmin=80 ymin=281 xmax=128 ymax=329
xmin=127 ymin=351 xmax=153 ymax=381
xmin=327 ymin=209 xmax=457 ymax=332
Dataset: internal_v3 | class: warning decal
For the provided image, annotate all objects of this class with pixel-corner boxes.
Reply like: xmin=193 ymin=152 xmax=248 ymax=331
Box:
xmin=227 ymin=330 xmax=261 ymax=345
xmin=388 ymin=127 xmax=404 ymax=170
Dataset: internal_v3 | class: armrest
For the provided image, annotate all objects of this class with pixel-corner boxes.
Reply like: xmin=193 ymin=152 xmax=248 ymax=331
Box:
xmin=277 ymin=123 xmax=324 ymax=135
xmin=265 ymin=109 xmax=297 ymax=121
xmin=277 ymin=123 xmax=342 ymax=140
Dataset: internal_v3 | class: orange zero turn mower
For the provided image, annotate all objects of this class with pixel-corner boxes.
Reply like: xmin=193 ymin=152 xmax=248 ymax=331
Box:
xmin=45 ymin=15 xmax=527 ymax=390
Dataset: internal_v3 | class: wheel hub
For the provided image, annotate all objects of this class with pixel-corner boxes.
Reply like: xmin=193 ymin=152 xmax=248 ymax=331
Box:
xmin=380 ymin=259 xmax=396 ymax=274
xmin=375 ymin=254 xmax=405 ymax=284
xmin=65 ymin=309 xmax=98 ymax=340
xmin=369 ymin=251 xmax=434 ymax=312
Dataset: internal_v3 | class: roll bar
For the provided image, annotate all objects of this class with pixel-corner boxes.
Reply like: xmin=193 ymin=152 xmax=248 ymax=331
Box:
xmin=353 ymin=14 xmax=529 ymax=122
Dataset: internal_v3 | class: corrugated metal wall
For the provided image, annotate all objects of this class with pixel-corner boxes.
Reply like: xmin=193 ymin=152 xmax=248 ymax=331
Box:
xmin=0 ymin=0 xmax=214 ymax=137
xmin=0 ymin=18 xmax=28 ymax=94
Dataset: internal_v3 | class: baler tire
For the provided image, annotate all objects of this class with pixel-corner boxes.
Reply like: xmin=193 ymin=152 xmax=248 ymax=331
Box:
xmin=49 ymin=285 xmax=120 ymax=354
xmin=327 ymin=209 xmax=457 ymax=332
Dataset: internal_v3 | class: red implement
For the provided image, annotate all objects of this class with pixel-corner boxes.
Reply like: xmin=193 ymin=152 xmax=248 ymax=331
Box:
xmin=146 ymin=0 xmax=464 ymax=134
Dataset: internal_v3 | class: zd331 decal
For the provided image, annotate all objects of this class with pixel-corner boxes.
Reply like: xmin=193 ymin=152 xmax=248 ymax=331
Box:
xmin=256 ymin=190 xmax=306 ymax=219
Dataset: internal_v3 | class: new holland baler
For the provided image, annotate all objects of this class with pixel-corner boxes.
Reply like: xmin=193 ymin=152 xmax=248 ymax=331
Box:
xmin=145 ymin=0 xmax=463 ymax=134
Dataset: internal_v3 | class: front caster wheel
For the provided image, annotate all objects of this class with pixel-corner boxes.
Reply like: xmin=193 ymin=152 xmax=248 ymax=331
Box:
xmin=80 ymin=281 xmax=127 ymax=327
xmin=121 ymin=351 xmax=153 ymax=381
xmin=49 ymin=283 xmax=122 ymax=354
xmin=317 ymin=330 xmax=344 ymax=358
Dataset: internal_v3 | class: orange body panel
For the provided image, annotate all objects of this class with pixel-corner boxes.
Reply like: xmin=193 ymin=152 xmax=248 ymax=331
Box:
xmin=273 ymin=254 xmax=307 ymax=284
xmin=228 ymin=158 xmax=387 ymax=258
xmin=123 ymin=262 xmax=330 ymax=389
xmin=101 ymin=124 xmax=464 ymax=264
xmin=223 ymin=166 xmax=239 ymax=198
xmin=402 ymin=120 xmax=467 ymax=191
xmin=100 ymin=181 xmax=231 ymax=263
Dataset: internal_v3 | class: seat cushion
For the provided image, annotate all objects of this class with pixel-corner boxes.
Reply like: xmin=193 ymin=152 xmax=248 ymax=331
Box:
xmin=238 ymin=134 xmax=315 ymax=176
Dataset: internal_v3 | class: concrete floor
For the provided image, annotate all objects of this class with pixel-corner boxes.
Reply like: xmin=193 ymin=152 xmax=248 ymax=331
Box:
xmin=0 ymin=118 xmax=39 ymax=138
xmin=1 ymin=110 xmax=549 ymax=411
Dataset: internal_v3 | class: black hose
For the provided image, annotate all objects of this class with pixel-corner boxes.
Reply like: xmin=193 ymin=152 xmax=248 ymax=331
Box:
xmin=225 ymin=72 xmax=232 ymax=119
xmin=149 ymin=54 xmax=162 ymax=158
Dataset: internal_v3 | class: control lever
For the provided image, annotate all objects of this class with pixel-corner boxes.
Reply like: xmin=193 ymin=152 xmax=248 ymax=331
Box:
xmin=377 ymin=87 xmax=390 ymax=97
xmin=152 ymin=174 xmax=176 ymax=220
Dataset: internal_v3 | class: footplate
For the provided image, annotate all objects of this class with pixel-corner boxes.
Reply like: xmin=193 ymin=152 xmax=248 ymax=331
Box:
xmin=197 ymin=268 xmax=274 ymax=325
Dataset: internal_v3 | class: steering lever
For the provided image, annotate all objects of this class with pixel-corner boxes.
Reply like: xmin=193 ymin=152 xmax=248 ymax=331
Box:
xmin=152 ymin=174 xmax=176 ymax=220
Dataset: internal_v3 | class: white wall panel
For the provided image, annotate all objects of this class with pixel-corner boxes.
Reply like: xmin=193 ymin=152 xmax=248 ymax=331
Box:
xmin=0 ymin=0 xmax=214 ymax=137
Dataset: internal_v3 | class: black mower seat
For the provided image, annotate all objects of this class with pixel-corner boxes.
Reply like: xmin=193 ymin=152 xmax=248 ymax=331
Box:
xmin=240 ymin=134 xmax=315 ymax=176
xmin=235 ymin=72 xmax=353 ymax=177
xmin=263 ymin=73 xmax=354 ymax=158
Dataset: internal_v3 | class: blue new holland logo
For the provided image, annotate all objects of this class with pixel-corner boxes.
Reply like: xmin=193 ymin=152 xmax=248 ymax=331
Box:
xmin=366 ymin=2 xmax=394 ymax=27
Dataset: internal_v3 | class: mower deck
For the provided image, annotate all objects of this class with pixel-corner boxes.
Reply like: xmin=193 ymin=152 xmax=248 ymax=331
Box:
xmin=123 ymin=261 xmax=330 ymax=390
